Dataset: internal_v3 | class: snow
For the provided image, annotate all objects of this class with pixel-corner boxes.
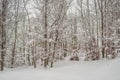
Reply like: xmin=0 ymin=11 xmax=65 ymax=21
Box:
xmin=0 ymin=58 xmax=120 ymax=80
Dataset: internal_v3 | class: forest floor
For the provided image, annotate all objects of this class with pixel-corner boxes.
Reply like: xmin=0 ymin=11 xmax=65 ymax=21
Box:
xmin=0 ymin=58 xmax=120 ymax=80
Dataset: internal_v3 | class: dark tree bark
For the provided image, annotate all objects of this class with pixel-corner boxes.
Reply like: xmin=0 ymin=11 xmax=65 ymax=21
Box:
xmin=0 ymin=0 xmax=8 ymax=71
xmin=44 ymin=0 xmax=48 ymax=68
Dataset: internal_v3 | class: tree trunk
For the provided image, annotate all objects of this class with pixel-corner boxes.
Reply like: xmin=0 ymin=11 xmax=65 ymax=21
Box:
xmin=11 ymin=0 xmax=19 ymax=68
xmin=0 ymin=0 xmax=7 ymax=71
xmin=44 ymin=0 xmax=48 ymax=68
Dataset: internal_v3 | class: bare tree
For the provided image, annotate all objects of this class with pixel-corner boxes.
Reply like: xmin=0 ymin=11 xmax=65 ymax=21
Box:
xmin=11 ymin=0 xmax=20 ymax=68
xmin=0 ymin=0 xmax=8 ymax=71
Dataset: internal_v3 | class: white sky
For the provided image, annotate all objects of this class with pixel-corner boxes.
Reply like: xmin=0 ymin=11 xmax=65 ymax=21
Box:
xmin=27 ymin=0 xmax=94 ymax=18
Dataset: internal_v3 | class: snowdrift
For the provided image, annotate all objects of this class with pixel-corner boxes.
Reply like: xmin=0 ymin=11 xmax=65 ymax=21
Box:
xmin=0 ymin=58 xmax=120 ymax=80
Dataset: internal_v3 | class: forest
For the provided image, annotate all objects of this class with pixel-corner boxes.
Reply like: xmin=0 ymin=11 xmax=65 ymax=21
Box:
xmin=0 ymin=0 xmax=120 ymax=72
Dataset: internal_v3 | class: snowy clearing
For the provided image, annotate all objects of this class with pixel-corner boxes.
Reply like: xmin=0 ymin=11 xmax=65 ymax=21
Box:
xmin=0 ymin=58 xmax=120 ymax=80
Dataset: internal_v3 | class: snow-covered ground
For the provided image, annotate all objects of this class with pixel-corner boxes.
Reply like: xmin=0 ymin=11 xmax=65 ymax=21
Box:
xmin=0 ymin=58 xmax=120 ymax=80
